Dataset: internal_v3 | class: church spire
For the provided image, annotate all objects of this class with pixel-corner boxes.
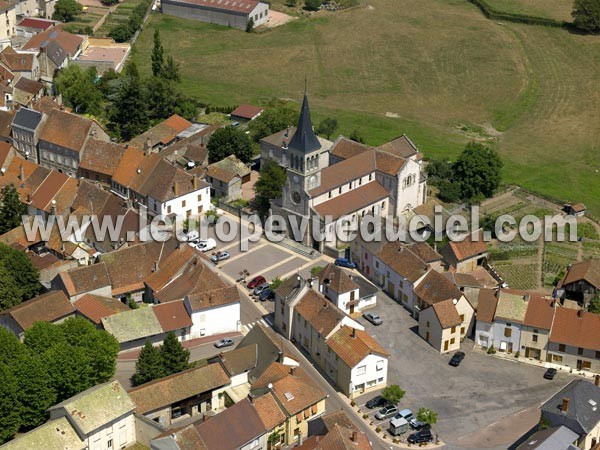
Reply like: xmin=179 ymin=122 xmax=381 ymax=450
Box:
xmin=288 ymin=89 xmax=321 ymax=154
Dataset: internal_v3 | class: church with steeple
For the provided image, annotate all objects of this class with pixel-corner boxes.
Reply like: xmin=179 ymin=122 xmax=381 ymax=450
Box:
xmin=260 ymin=91 xmax=427 ymax=252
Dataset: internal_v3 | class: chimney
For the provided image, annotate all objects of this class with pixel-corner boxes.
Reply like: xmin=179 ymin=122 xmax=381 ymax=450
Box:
xmin=19 ymin=163 xmax=24 ymax=180
xmin=351 ymin=431 xmax=358 ymax=442
xmin=595 ymin=375 xmax=600 ymax=387
xmin=144 ymin=138 xmax=152 ymax=156
xmin=248 ymin=393 xmax=253 ymax=404
xmin=173 ymin=182 xmax=179 ymax=197
xmin=193 ymin=175 xmax=198 ymax=190
xmin=578 ymin=309 xmax=584 ymax=318
xmin=154 ymin=261 xmax=159 ymax=272
xmin=352 ymin=328 xmax=356 ymax=339
xmin=277 ymin=350 xmax=283 ymax=363
xmin=562 ymin=397 xmax=570 ymax=413
xmin=290 ymin=366 xmax=296 ymax=376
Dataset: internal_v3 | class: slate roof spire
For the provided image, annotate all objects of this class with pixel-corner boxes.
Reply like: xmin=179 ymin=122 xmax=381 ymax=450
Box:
xmin=288 ymin=87 xmax=321 ymax=154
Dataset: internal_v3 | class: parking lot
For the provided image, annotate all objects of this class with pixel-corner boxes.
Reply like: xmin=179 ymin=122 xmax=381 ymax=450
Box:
xmin=351 ymin=291 xmax=575 ymax=447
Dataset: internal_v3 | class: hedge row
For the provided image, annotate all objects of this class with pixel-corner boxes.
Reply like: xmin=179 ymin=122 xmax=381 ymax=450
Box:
xmin=467 ymin=0 xmax=568 ymax=28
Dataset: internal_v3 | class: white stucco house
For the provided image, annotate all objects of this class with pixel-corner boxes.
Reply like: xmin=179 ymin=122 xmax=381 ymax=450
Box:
xmin=317 ymin=263 xmax=378 ymax=315
xmin=184 ymin=286 xmax=241 ymax=338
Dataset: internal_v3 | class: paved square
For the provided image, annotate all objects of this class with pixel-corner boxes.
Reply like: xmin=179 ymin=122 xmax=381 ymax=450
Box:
xmin=353 ymin=292 xmax=576 ymax=446
xmin=220 ymin=245 xmax=291 ymax=279
xmin=262 ymin=257 xmax=308 ymax=282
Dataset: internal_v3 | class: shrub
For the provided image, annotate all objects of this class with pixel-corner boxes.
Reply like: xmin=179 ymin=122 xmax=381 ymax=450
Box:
xmin=514 ymin=351 xmax=520 ymax=358
xmin=375 ymin=426 xmax=381 ymax=433
xmin=350 ymin=400 xmax=356 ymax=407
xmin=304 ymin=0 xmax=322 ymax=10
xmin=362 ymin=413 xmax=369 ymax=419
xmin=487 ymin=345 xmax=496 ymax=354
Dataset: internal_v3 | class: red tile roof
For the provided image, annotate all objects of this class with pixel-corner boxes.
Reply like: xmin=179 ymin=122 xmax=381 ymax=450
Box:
xmin=153 ymin=300 xmax=193 ymax=332
xmin=550 ymin=307 xmax=600 ymax=352
xmin=446 ymin=231 xmax=488 ymax=262
xmin=295 ymin=290 xmax=346 ymax=337
xmin=475 ymin=289 xmax=498 ymax=323
xmin=79 ymin=140 xmax=127 ymax=177
xmin=73 ymin=294 xmax=129 ymax=325
xmin=17 ymin=17 xmax=57 ymax=30
xmin=559 ymin=260 xmax=600 ymax=290
xmin=230 ymin=104 xmax=263 ymax=120
xmin=39 ymin=109 xmax=93 ymax=152
xmin=22 ymin=26 xmax=83 ymax=56
xmin=29 ymin=170 xmax=69 ymax=211
xmin=414 ymin=269 xmax=463 ymax=306
xmin=59 ymin=263 xmax=111 ymax=297
xmin=523 ymin=295 xmax=555 ymax=330
xmin=169 ymin=0 xmax=263 ymax=14
xmin=313 ymin=181 xmax=388 ymax=220
xmin=326 ymin=325 xmax=389 ymax=367
xmin=0 ymin=290 xmax=74 ymax=330
xmin=431 ymin=299 xmax=462 ymax=329
xmin=253 ymin=392 xmax=286 ymax=430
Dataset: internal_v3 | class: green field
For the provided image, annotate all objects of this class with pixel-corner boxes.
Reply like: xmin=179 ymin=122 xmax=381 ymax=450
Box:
xmin=484 ymin=0 xmax=573 ymax=22
xmin=132 ymin=0 xmax=600 ymax=217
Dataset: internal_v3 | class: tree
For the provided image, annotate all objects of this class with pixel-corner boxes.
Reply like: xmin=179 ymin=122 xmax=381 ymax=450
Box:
xmin=100 ymin=0 xmax=119 ymax=5
xmin=160 ymin=332 xmax=190 ymax=375
xmin=110 ymin=63 xmax=149 ymax=141
xmin=132 ymin=341 xmax=166 ymax=386
xmin=0 ymin=243 xmax=40 ymax=309
xmin=452 ymin=142 xmax=503 ymax=201
xmin=162 ymin=55 xmax=181 ymax=82
xmin=13 ymin=353 xmax=56 ymax=429
xmin=151 ymin=30 xmax=165 ymax=78
xmin=248 ymin=102 xmax=299 ymax=142
xmin=589 ymin=293 xmax=600 ymax=314
xmin=572 ymin=0 xmax=600 ymax=33
xmin=0 ymin=184 xmax=25 ymax=234
xmin=436 ymin=179 xmax=461 ymax=203
xmin=53 ymin=0 xmax=82 ymax=21
xmin=254 ymin=160 xmax=286 ymax=216
xmin=381 ymin=384 xmax=405 ymax=404
xmin=54 ymin=65 xmax=103 ymax=116
xmin=349 ymin=129 xmax=365 ymax=143
xmin=246 ymin=17 xmax=255 ymax=32
xmin=0 ymin=364 xmax=22 ymax=443
xmin=304 ymin=0 xmax=322 ymax=10
xmin=416 ymin=407 xmax=438 ymax=425
xmin=317 ymin=118 xmax=338 ymax=139
xmin=207 ymin=126 xmax=253 ymax=163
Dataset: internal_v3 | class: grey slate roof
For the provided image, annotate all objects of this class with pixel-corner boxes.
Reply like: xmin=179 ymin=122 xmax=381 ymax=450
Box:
xmin=44 ymin=40 xmax=68 ymax=67
xmin=288 ymin=93 xmax=320 ymax=154
xmin=516 ymin=425 xmax=578 ymax=450
xmin=12 ymin=107 xmax=42 ymax=130
xmin=541 ymin=379 xmax=600 ymax=437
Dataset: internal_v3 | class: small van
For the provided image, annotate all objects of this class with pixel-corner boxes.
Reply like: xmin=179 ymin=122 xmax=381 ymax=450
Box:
xmin=186 ymin=230 xmax=200 ymax=243
xmin=388 ymin=417 xmax=409 ymax=436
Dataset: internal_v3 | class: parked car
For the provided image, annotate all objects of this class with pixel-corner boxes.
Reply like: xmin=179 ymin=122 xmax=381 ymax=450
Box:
xmin=214 ymin=338 xmax=234 ymax=348
xmin=196 ymin=238 xmax=216 ymax=252
xmin=259 ymin=287 xmax=275 ymax=301
xmin=408 ymin=428 xmax=433 ymax=444
xmin=409 ymin=418 xmax=428 ymax=430
xmin=247 ymin=276 xmax=266 ymax=289
xmin=186 ymin=230 xmax=200 ymax=243
xmin=363 ymin=312 xmax=383 ymax=326
xmin=449 ymin=351 xmax=465 ymax=367
xmin=395 ymin=409 xmax=413 ymax=422
xmin=375 ymin=404 xmax=398 ymax=420
xmin=544 ymin=368 xmax=557 ymax=380
xmin=366 ymin=395 xmax=387 ymax=409
xmin=211 ymin=251 xmax=230 ymax=263
xmin=334 ymin=257 xmax=356 ymax=269
xmin=253 ymin=283 xmax=270 ymax=296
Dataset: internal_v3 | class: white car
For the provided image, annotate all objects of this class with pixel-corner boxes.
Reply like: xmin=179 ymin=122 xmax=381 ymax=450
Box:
xmin=196 ymin=238 xmax=216 ymax=252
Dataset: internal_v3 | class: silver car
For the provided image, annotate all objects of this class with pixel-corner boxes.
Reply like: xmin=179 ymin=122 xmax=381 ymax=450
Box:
xmin=363 ymin=312 xmax=383 ymax=326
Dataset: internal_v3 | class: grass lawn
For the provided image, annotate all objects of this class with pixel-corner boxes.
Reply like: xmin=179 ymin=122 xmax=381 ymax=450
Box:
xmin=483 ymin=0 xmax=573 ymax=22
xmin=132 ymin=0 xmax=600 ymax=217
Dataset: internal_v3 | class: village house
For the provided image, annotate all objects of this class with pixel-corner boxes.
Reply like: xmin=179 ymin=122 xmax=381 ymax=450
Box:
xmin=73 ymin=293 xmax=130 ymax=327
xmin=209 ymin=344 xmax=258 ymax=402
xmin=0 ymin=417 xmax=85 ymax=450
xmin=317 ymin=263 xmax=378 ymax=315
xmin=250 ymin=361 xmax=327 ymax=445
xmin=128 ymin=363 xmax=231 ymax=427
xmin=0 ymin=1 xmax=17 ymax=50
xmin=11 ymin=107 xmax=45 ymax=162
xmin=0 ymin=290 xmax=75 ymax=339
xmin=519 ymin=294 xmax=555 ymax=362
xmin=566 ymin=203 xmax=587 ymax=217
xmin=52 ymin=262 xmax=112 ymax=301
xmin=38 ymin=108 xmax=109 ymax=176
xmin=158 ymin=123 xmax=215 ymax=170
xmin=205 ymin=154 xmax=251 ymax=202
xmin=296 ymin=411 xmax=372 ymax=450
xmin=440 ymin=231 xmax=489 ymax=273
xmin=230 ymin=104 xmax=264 ymax=122
xmin=558 ymin=260 xmax=600 ymax=307
xmin=540 ymin=379 xmax=600 ymax=450
xmin=260 ymin=93 xmax=426 ymax=252
xmin=15 ymin=17 xmax=58 ymax=37
xmin=12 ymin=76 xmax=43 ymax=107
xmin=74 ymin=37 xmax=131 ymax=75
xmin=129 ymin=114 xmax=193 ymax=152
xmin=0 ymin=47 xmax=40 ymax=81
xmin=515 ymin=425 xmax=578 ymax=450
xmin=161 ymin=0 xmax=269 ymax=31
xmin=78 ymin=139 xmax=127 ymax=185
xmin=47 ymin=380 xmax=137 ymax=450
xmin=414 ymin=269 xmax=474 ymax=353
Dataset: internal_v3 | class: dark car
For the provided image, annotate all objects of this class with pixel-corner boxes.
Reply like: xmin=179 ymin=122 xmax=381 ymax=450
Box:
xmin=214 ymin=338 xmax=234 ymax=348
xmin=408 ymin=428 xmax=433 ymax=444
xmin=544 ymin=368 xmax=557 ymax=380
xmin=449 ymin=351 xmax=465 ymax=367
xmin=334 ymin=258 xmax=356 ymax=269
xmin=363 ymin=312 xmax=383 ymax=326
xmin=366 ymin=395 xmax=387 ymax=409
xmin=259 ymin=287 xmax=275 ymax=301
xmin=247 ymin=276 xmax=266 ymax=289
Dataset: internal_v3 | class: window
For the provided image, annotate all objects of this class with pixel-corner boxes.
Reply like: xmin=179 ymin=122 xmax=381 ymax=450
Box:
xmin=377 ymin=377 xmax=384 ymax=383
xmin=356 ymin=365 xmax=366 ymax=375
xmin=532 ymin=334 xmax=538 ymax=343
xmin=504 ymin=327 xmax=512 ymax=338
xmin=558 ymin=344 xmax=566 ymax=352
xmin=197 ymin=194 xmax=202 ymax=202
xmin=426 ymin=321 xmax=430 ymax=328
xmin=578 ymin=347 xmax=584 ymax=355
xmin=596 ymin=351 xmax=600 ymax=359
xmin=581 ymin=360 xmax=592 ymax=370
xmin=552 ymin=354 xmax=563 ymax=363
xmin=198 ymin=206 xmax=203 ymax=214
xmin=167 ymin=205 xmax=171 ymax=214
xmin=107 ymin=439 xmax=113 ymax=449
xmin=460 ymin=314 xmax=465 ymax=321
xmin=376 ymin=360 xmax=384 ymax=371
xmin=450 ymin=337 xmax=455 ymax=344
xmin=451 ymin=326 xmax=456 ymax=334
xmin=182 ymin=200 xmax=186 ymax=208
xmin=533 ymin=329 xmax=538 ymax=334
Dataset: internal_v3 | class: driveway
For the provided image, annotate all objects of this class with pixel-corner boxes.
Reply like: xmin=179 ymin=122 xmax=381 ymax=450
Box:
xmin=352 ymin=291 xmax=575 ymax=448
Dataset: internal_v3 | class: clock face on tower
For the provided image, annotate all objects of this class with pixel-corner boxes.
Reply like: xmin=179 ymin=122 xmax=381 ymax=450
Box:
xmin=291 ymin=191 xmax=301 ymax=205
xmin=293 ymin=175 xmax=299 ymax=183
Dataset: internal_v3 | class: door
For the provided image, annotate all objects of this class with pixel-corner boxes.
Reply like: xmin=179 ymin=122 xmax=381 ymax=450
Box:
xmin=444 ymin=340 xmax=449 ymax=352
xmin=349 ymin=304 xmax=355 ymax=314
xmin=425 ymin=331 xmax=430 ymax=342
